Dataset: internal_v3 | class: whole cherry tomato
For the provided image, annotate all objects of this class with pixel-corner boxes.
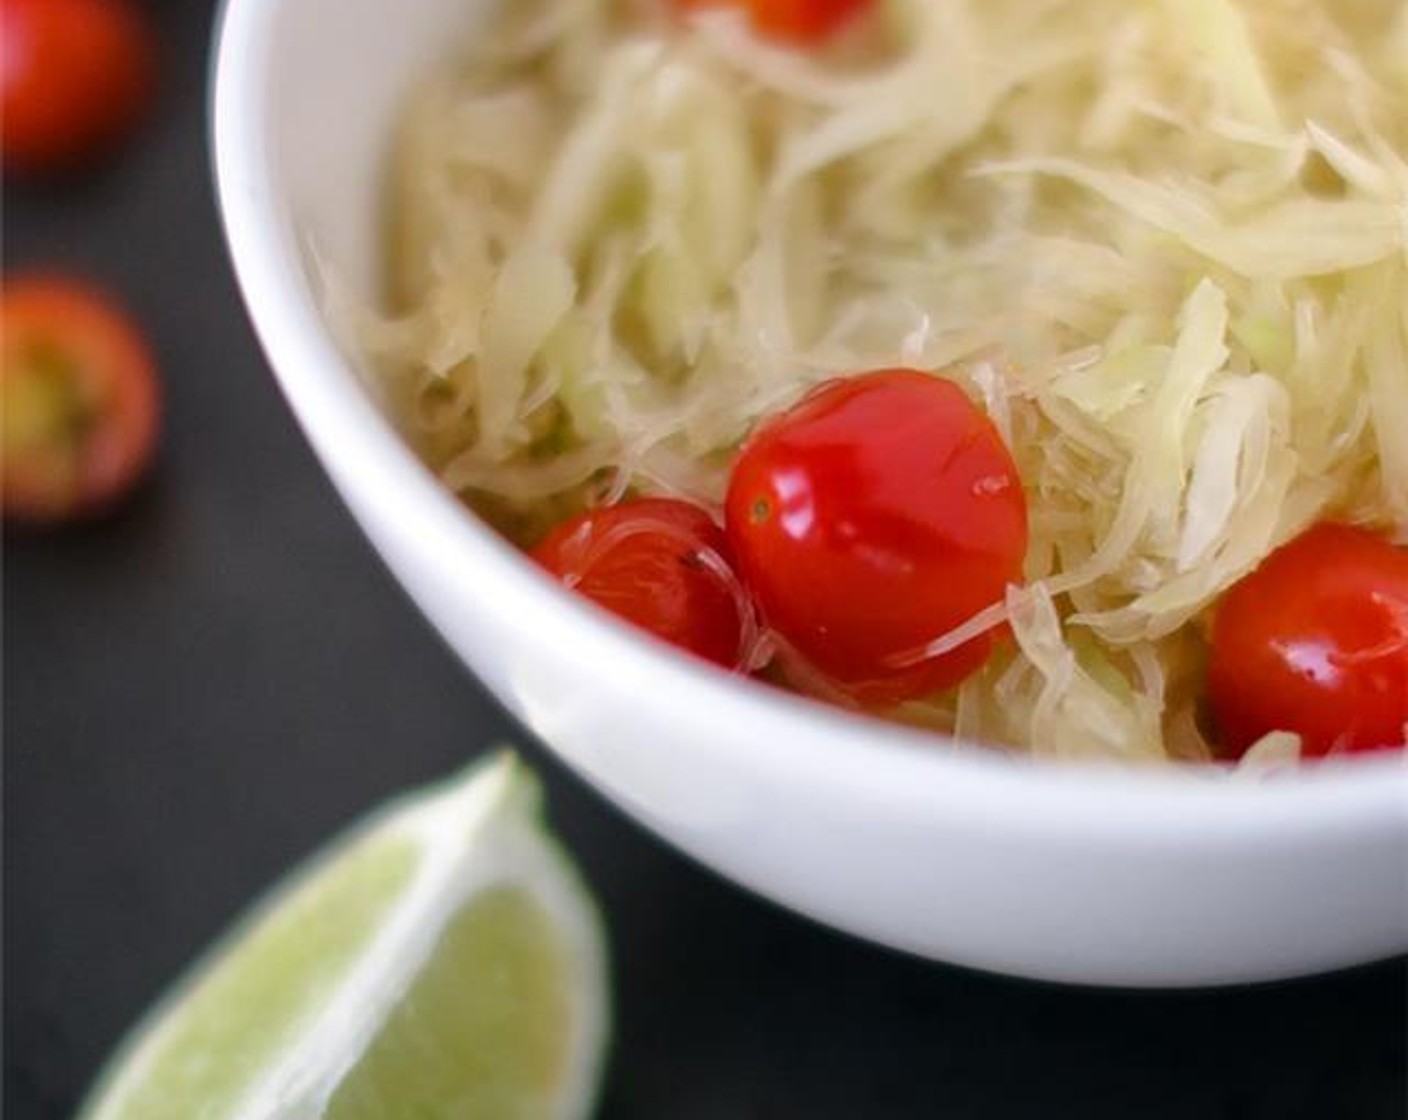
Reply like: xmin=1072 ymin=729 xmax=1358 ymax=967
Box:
xmin=678 ymin=0 xmax=872 ymax=44
xmin=1 ymin=0 xmax=155 ymax=174
xmin=532 ymin=497 xmax=749 ymax=669
xmin=2 ymin=276 xmax=161 ymax=523
xmin=725 ymin=369 xmax=1028 ymax=705
xmin=1208 ymin=523 xmax=1408 ymax=759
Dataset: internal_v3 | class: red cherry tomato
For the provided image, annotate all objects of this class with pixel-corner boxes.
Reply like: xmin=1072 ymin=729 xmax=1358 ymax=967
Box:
xmin=532 ymin=497 xmax=749 ymax=670
xmin=0 ymin=0 xmax=155 ymax=174
xmin=2 ymin=276 xmax=161 ymax=523
xmin=678 ymin=0 xmax=872 ymax=43
xmin=1208 ymin=523 xmax=1408 ymax=759
xmin=724 ymin=369 xmax=1029 ymax=705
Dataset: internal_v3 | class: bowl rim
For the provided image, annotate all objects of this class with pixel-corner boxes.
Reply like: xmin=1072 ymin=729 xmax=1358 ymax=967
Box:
xmin=210 ymin=0 xmax=1408 ymax=841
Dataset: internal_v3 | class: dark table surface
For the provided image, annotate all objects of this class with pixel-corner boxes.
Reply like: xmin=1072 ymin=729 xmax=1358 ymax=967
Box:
xmin=5 ymin=3 xmax=1406 ymax=1118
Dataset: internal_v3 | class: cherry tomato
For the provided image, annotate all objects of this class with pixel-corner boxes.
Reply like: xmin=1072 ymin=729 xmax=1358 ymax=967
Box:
xmin=1208 ymin=523 xmax=1408 ymax=759
xmin=725 ymin=369 xmax=1029 ymax=705
xmin=1 ymin=0 xmax=155 ymax=174
xmin=2 ymin=276 xmax=161 ymax=523
xmin=678 ymin=0 xmax=872 ymax=44
xmin=532 ymin=497 xmax=749 ymax=669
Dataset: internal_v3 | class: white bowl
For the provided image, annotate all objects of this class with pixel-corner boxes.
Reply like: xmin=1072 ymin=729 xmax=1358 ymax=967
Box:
xmin=212 ymin=0 xmax=1408 ymax=986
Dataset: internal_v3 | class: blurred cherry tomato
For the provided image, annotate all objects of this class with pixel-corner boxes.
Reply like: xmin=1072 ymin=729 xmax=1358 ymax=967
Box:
xmin=1208 ymin=523 xmax=1408 ymax=759
xmin=678 ymin=0 xmax=872 ymax=43
xmin=1 ymin=0 xmax=155 ymax=174
xmin=532 ymin=497 xmax=749 ymax=669
xmin=725 ymin=369 xmax=1028 ymax=705
xmin=2 ymin=276 xmax=160 ymax=522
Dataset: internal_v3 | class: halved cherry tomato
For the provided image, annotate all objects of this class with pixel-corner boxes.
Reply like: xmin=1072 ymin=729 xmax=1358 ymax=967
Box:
xmin=0 ymin=0 xmax=155 ymax=174
xmin=678 ymin=0 xmax=872 ymax=44
xmin=724 ymin=369 xmax=1029 ymax=705
xmin=2 ymin=276 xmax=161 ymax=522
xmin=532 ymin=497 xmax=749 ymax=669
xmin=1208 ymin=523 xmax=1408 ymax=759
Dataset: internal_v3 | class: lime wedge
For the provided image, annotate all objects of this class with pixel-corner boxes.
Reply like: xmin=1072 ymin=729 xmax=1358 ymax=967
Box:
xmin=78 ymin=752 xmax=609 ymax=1120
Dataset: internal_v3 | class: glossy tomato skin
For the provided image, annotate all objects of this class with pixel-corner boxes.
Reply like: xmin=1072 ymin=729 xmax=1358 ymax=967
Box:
xmin=2 ymin=276 xmax=161 ymax=523
xmin=0 ymin=0 xmax=155 ymax=174
xmin=1208 ymin=523 xmax=1408 ymax=759
xmin=679 ymin=0 xmax=871 ymax=44
xmin=532 ymin=498 xmax=748 ymax=670
xmin=725 ymin=369 xmax=1028 ymax=705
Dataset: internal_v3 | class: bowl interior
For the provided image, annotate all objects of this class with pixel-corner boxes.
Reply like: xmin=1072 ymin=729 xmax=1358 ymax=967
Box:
xmin=212 ymin=0 xmax=1408 ymax=799
xmin=258 ymin=0 xmax=490 ymax=304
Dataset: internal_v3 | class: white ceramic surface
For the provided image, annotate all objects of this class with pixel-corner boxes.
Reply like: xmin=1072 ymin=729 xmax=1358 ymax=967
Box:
xmin=212 ymin=0 xmax=1408 ymax=986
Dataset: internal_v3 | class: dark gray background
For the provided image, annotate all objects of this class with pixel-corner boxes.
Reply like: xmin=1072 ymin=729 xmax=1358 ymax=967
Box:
xmin=4 ymin=3 xmax=1405 ymax=1117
